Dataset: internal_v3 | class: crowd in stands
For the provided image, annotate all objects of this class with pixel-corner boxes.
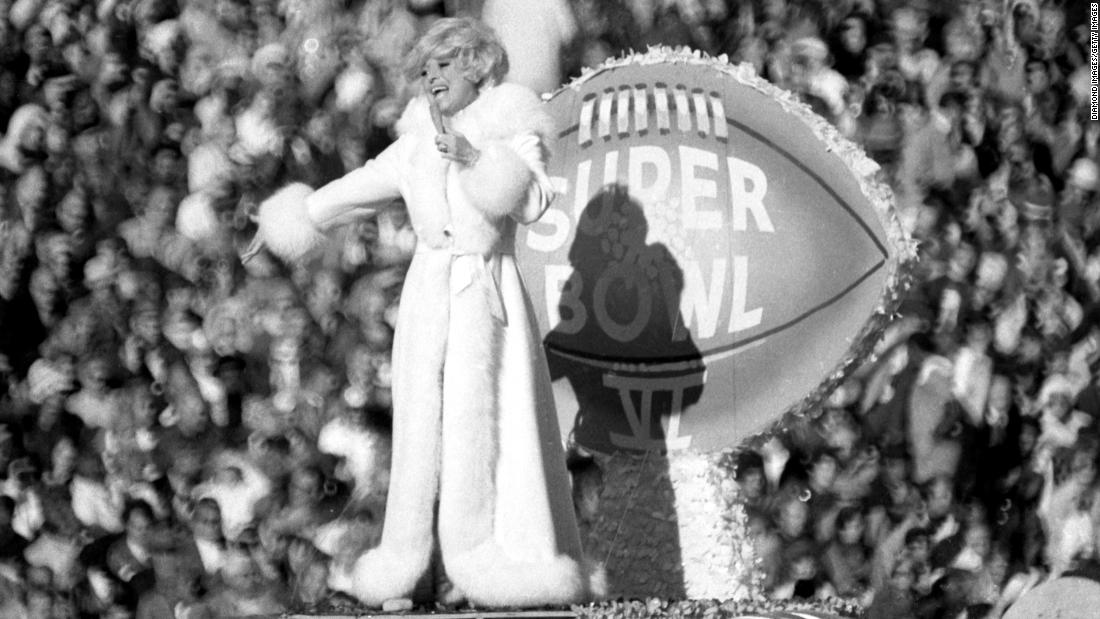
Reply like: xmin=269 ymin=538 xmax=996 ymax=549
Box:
xmin=716 ymin=1 xmax=1100 ymax=617
xmin=0 ymin=0 xmax=1096 ymax=617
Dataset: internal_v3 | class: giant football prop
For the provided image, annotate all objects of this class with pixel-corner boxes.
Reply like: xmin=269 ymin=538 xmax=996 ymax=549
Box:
xmin=517 ymin=49 xmax=914 ymax=599
xmin=519 ymin=49 xmax=914 ymax=453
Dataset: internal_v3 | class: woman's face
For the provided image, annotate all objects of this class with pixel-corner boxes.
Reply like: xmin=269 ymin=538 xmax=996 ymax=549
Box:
xmin=884 ymin=456 xmax=908 ymax=485
xmin=298 ymin=561 xmax=329 ymax=604
xmin=216 ymin=0 xmax=249 ymax=29
xmin=43 ymin=236 xmax=72 ymax=282
xmin=150 ymin=79 xmax=180 ymax=112
xmin=99 ymin=52 xmax=129 ymax=89
xmin=964 ymin=524 xmax=991 ymax=559
xmin=308 ymin=270 xmax=342 ymax=315
xmin=288 ymin=467 xmax=322 ymax=506
xmin=949 ymin=62 xmax=975 ymax=90
xmin=1047 ymin=393 xmax=1071 ymax=419
xmin=80 ymin=358 xmax=109 ymax=393
xmin=1019 ymin=423 xmax=1037 ymax=454
xmin=16 ymin=169 xmax=48 ymax=228
xmin=927 ymin=478 xmax=954 ymax=517
xmin=945 ymin=25 xmax=982 ymax=61
xmin=144 ymin=188 xmax=176 ymax=228
xmin=24 ymin=25 xmax=50 ymax=62
xmin=126 ymin=509 xmax=153 ymax=546
xmin=192 ymin=503 xmax=222 ymax=541
xmin=57 ymin=190 xmax=89 ymax=233
xmin=839 ymin=514 xmax=865 ymax=545
xmin=30 ymin=270 xmax=58 ymax=316
xmin=778 ymin=498 xmax=808 ymax=538
xmin=39 ymin=393 xmax=64 ymax=425
xmin=152 ymin=148 xmax=181 ymax=185
xmin=131 ymin=388 xmax=157 ymax=427
xmin=1014 ymin=6 xmax=1039 ymax=44
xmin=52 ymin=438 xmax=76 ymax=478
xmin=421 ymin=56 xmax=479 ymax=117
xmin=810 ymin=455 xmax=838 ymax=491
xmin=988 ymin=377 xmax=1011 ymax=410
xmin=761 ymin=0 xmax=787 ymax=21
xmin=1072 ymin=449 xmax=1097 ymax=485
xmin=738 ymin=468 xmax=765 ymax=500
xmin=840 ymin=18 xmax=866 ymax=54
xmin=791 ymin=556 xmax=816 ymax=580
xmin=891 ymin=563 xmax=914 ymax=592
xmin=1036 ymin=7 xmax=1065 ymax=58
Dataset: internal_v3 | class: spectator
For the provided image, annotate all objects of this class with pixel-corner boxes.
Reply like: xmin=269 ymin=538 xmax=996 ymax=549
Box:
xmin=107 ymin=500 xmax=158 ymax=599
xmin=823 ymin=505 xmax=871 ymax=597
xmin=735 ymin=449 xmax=767 ymax=509
xmin=866 ymin=555 xmax=917 ymax=619
xmin=771 ymin=538 xmax=836 ymax=601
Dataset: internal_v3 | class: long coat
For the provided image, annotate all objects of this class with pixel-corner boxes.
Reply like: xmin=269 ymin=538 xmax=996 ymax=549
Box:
xmin=257 ymin=83 xmax=594 ymax=607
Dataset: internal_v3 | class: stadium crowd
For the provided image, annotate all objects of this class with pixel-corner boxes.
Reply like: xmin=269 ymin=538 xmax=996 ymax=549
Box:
xmin=0 ymin=0 xmax=1096 ymax=617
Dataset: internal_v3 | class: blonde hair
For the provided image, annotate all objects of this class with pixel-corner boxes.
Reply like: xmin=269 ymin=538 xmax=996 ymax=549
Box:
xmin=404 ymin=17 xmax=508 ymax=88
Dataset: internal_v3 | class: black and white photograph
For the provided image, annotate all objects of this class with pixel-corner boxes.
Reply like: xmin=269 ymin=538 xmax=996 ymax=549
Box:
xmin=0 ymin=0 xmax=1097 ymax=617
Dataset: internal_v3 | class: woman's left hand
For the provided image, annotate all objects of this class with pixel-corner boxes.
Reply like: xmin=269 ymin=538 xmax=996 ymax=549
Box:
xmin=435 ymin=132 xmax=479 ymax=166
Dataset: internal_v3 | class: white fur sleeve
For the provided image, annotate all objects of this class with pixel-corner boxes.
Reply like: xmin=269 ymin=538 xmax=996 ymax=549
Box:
xmin=257 ymin=142 xmax=405 ymax=263
xmin=255 ymin=183 xmax=326 ymax=263
xmin=306 ymin=140 xmax=405 ymax=230
xmin=508 ymin=133 xmax=557 ymax=224
xmin=457 ymin=132 xmax=556 ymax=223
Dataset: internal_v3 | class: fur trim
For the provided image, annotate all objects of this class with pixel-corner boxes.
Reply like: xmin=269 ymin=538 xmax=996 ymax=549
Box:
xmin=313 ymin=518 xmax=384 ymax=561
xmin=452 ymin=83 xmax=555 ymax=146
xmin=434 ymin=260 xmax=594 ymax=608
xmin=443 ymin=541 xmax=588 ymax=607
xmin=334 ymin=537 xmax=433 ymax=606
xmin=255 ymin=183 xmax=326 ymax=262
xmin=397 ymin=82 xmax=555 ymax=146
xmin=395 ymin=96 xmax=431 ymax=137
xmin=334 ymin=260 xmax=452 ymax=607
xmin=436 ymin=255 xmax=503 ymax=568
xmin=456 ymin=142 xmax=534 ymax=220
xmin=396 ymin=83 xmax=554 ymax=225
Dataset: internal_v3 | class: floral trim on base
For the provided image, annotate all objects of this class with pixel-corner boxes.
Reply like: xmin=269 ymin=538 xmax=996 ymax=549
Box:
xmin=570 ymin=596 xmax=864 ymax=618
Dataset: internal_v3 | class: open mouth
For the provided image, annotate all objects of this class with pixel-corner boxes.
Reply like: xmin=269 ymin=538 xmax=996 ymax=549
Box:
xmin=431 ymin=84 xmax=448 ymax=96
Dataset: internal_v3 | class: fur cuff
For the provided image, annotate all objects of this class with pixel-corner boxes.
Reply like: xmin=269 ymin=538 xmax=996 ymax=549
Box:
xmin=334 ymin=542 xmax=432 ymax=606
xmin=457 ymin=142 xmax=534 ymax=220
xmin=256 ymin=183 xmax=326 ymax=262
xmin=445 ymin=541 xmax=597 ymax=607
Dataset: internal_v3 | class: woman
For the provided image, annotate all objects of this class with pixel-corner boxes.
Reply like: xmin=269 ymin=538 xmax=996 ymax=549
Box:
xmin=1038 ymin=442 xmax=1097 ymax=579
xmin=823 ymin=506 xmax=871 ymax=597
xmin=246 ymin=17 xmax=594 ymax=607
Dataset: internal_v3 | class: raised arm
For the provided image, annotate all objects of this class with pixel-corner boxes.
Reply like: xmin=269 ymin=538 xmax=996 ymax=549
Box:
xmin=306 ymin=146 xmax=404 ymax=230
xmin=245 ymin=141 xmax=405 ymax=263
xmin=446 ymin=129 xmax=557 ymax=229
xmin=440 ymin=82 xmax=558 ymax=228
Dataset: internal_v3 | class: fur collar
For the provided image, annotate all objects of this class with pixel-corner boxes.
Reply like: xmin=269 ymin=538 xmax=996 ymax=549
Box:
xmin=395 ymin=82 xmax=555 ymax=148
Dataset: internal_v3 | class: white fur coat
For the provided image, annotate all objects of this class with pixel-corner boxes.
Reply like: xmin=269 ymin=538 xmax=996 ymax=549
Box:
xmin=258 ymin=83 xmax=599 ymax=607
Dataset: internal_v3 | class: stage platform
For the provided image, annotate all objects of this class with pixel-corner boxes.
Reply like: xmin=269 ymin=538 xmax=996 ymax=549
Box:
xmin=283 ymin=612 xmax=577 ymax=619
xmin=275 ymin=610 xmax=843 ymax=619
